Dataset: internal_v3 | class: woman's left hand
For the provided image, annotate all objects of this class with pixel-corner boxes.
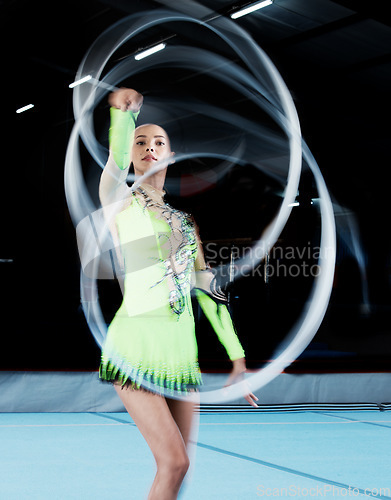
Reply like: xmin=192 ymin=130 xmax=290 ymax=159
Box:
xmin=224 ymin=358 xmax=259 ymax=408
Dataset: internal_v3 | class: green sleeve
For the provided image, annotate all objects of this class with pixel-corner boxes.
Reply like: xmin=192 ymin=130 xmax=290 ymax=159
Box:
xmin=195 ymin=289 xmax=245 ymax=361
xmin=109 ymin=107 xmax=140 ymax=170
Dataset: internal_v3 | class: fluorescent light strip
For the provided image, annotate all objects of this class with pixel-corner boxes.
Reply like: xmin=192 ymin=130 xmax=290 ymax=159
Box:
xmin=134 ymin=43 xmax=166 ymax=61
xmin=231 ymin=0 xmax=273 ymax=19
xmin=16 ymin=104 xmax=34 ymax=114
xmin=69 ymin=75 xmax=92 ymax=88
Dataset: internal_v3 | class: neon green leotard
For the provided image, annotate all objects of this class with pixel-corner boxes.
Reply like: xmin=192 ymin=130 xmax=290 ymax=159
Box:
xmin=98 ymin=107 xmax=245 ymax=394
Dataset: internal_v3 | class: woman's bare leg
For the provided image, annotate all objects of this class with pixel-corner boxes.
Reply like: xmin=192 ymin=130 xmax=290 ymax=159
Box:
xmin=114 ymin=384 xmax=190 ymax=500
xmin=166 ymin=394 xmax=198 ymax=447
xmin=166 ymin=393 xmax=200 ymax=496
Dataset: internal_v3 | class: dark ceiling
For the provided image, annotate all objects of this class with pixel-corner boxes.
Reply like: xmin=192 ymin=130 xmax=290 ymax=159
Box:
xmin=3 ymin=0 xmax=390 ymax=204
xmin=1 ymin=0 xmax=391 ymax=369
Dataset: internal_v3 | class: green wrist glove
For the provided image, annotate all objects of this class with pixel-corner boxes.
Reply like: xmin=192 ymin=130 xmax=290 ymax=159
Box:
xmin=109 ymin=107 xmax=140 ymax=170
xmin=195 ymin=288 xmax=245 ymax=361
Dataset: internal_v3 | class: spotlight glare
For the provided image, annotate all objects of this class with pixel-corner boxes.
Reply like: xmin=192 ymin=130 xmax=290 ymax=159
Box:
xmin=134 ymin=43 xmax=166 ymax=60
xmin=16 ymin=104 xmax=34 ymax=114
xmin=231 ymin=0 xmax=273 ymax=19
xmin=69 ymin=75 xmax=92 ymax=88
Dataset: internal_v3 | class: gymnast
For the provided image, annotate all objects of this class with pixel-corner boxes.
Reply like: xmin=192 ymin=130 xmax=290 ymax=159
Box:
xmin=98 ymin=87 xmax=258 ymax=500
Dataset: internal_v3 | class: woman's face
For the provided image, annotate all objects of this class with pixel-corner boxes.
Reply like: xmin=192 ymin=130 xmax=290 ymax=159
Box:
xmin=132 ymin=124 xmax=174 ymax=176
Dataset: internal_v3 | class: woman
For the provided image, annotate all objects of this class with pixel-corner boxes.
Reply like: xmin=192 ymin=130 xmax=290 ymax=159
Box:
xmin=98 ymin=87 xmax=258 ymax=500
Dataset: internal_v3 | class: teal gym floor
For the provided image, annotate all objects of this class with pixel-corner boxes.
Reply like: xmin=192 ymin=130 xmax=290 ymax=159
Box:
xmin=1 ymin=410 xmax=390 ymax=499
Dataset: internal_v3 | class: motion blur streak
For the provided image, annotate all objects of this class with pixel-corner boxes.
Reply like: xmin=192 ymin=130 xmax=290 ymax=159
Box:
xmin=64 ymin=7 xmax=336 ymax=403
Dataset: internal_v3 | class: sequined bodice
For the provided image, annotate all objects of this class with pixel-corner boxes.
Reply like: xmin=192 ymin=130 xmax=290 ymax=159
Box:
xmin=116 ymin=183 xmax=198 ymax=317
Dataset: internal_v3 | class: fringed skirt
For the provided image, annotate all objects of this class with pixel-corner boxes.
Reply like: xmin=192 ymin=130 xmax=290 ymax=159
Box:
xmin=99 ymin=301 xmax=203 ymax=396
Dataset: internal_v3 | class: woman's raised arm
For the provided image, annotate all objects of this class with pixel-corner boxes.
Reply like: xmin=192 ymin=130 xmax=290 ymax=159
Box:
xmin=99 ymin=88 xmax=143 ymax=208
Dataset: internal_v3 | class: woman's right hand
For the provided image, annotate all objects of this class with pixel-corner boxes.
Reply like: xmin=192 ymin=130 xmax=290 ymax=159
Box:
xmin=108 ymin=87 xmax=143 ymax=113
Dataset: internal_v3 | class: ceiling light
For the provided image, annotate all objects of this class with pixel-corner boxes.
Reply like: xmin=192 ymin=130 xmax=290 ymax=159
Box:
xmin=134 ymin=43 xmax=166 ymax=61
xmin=69 ymin=75 xmax=92 ymax=88
xmin=231 ymin=0 xmax=273 ymax=19
xmin=16 ymin=104 xmax=34 ymax=114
